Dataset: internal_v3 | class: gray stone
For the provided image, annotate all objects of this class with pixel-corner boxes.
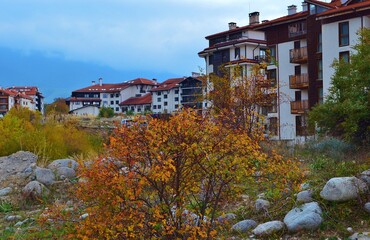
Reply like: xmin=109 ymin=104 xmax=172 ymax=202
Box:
xmin=252 ymin=221 xmax=285 ymax=236
xmin=255 ymin=199 xmax=270 ymax=212
xmin=365 ymin=202 xmax=370 ymax=213
xmin=349 ymin=232 xmax=370 ymax=240
xmin=55 ymin=167 xmax=76 ymax=180
xmin=35 ymin=167 xmax=55 ymax=186
xmin=5 ymin=215 xmax=22 ymax=221
xmin=48 ymin=159 xmax=78 ymax=170
xmin=22 ymin=181 xmax=50 ymax=199
xmin=296 ymin=190 xmax=313 ymax=203
xmin=0 ymin=187 xmax=12 ymax=196
xmin=14 ymin=221 xmax=24 ymax=227
xmin=231 ymin=219 xmax=257 ymax=233
xmin=80 ymin=213 xmax=89 ymax=220
xmin=217 ymin=213 xmax=237 ymax=223
xmin=320 ymin=177 xmax=368 ymax=201
xmin=300 ymin=182 xmax=311 ymax=191
xmin=284 ymin=202 xmax=323 ymax=232
xmin=0 ymin=151 xmax=37 ymax=183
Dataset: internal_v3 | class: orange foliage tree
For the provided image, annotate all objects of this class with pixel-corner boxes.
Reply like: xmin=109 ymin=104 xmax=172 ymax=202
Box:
xmin=203 ymin=63 xmax=276 ymax=138
xmin=72 ymin=110 xmax=302 ymax=239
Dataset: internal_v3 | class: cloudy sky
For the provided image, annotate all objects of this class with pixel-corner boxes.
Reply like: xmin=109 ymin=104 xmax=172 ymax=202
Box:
xmin=0 ymin=0 xmax=305 ymax=102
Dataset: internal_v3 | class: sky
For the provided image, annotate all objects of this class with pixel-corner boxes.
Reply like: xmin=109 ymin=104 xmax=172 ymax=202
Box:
xmin=0 ymin=0 xmax=306 ymax=103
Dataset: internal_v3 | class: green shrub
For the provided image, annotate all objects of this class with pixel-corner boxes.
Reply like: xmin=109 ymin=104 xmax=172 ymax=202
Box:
xmin=99 ymin=107 xmax=114 ymax=118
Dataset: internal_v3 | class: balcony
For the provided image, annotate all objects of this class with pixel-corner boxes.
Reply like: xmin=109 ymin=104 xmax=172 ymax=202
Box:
xmin=289 ymin=73 xmax=309 ymax=89
xmin=256 ymin=76 xmax=276 ymax=88
xmin=290 ymin=100 xmax=309 ymax=114
xmin=289 ymin=47 xmax=308 ymax=63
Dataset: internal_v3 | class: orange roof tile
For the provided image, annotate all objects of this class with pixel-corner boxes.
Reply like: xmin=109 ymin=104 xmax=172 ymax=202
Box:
xmin=150 ymin=78 xmax=184 ymax=92
xmin=255 ymin=11 xmax=309 ymax=29
xmin=317 ymin=0 xmax=370 ymax=18
xmin=119 ymin=93 xmax=152 ymax=106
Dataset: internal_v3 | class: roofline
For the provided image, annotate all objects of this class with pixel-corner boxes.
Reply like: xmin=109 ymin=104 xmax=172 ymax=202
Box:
xmin=316 ymin=5 xmax=370 ymax=20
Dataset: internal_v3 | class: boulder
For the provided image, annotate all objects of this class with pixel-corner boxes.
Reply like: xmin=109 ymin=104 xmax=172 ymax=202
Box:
xmin=252 ymin=221 xmax=285 ymax=236
xmin=320 ymin=177 xmax=368 ymax=201
xmin=0 ymin=187 xmax=12 ymax=196
xmin=349 ymin=232 xmax=370 ymax=240
xmin=55 ymin=167 xmax=76 ymax=180
xmin=360 ymin=170 xmax=370 ymax=186
xmin=0 ymin=151 xmax=37 ymax=183
xmin=35 ymin=167 xmax=55 ymax=186
xmin=217 ymin=213 xmax=236 ymax=223
xmin=47 ymin=159 xmax=78 ymax=170
xmin=255 ymin=199 xmax=270 ymax=212
xmin=296 ymin=190 xmax=313 ymax=203
xmin=365 ymin=202 xmax=370 ymax=214
xmin=231 ymin=219 xmax=257 ymax=233
xmin=22 ymin=181 xmax=50 ymax=200
xmin=284 ymin=202 xmax=323 ymax=232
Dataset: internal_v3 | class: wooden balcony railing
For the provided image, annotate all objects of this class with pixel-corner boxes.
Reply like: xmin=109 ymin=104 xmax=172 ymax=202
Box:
xmin=289 ymin=73 xmax=309 ymax=89
xmin=290 ymin=100 xmax=309 ymax=114
xmin=289 ymin=47 xmax=308 ymax=63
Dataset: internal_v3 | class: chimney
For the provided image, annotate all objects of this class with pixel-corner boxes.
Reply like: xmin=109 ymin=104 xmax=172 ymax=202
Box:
xmin=288 ymin=5 xmax=297 ymax=15
xmin=192 ymin=72 xmax=200 ymax=78
xmin=92 ymin=80 xmax=96 ymax=85
xmin=302 ymin=2 xmax=308 ymax=11
xmin=98 ymin=77 xmax=103 ymax=86
xmin=228 ymin=22 xmax=237 ymax=30
xmin=152 ymin=78 xmax=157 ymax=82
xmin=249 ymin=12 xmax=260 ymax=25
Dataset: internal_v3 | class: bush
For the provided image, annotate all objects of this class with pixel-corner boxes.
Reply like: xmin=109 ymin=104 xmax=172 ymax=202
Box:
xmin=98 ymin=107 xmax=114 ymax=118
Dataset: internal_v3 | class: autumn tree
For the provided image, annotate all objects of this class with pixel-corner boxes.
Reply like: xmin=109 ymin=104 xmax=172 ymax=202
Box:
xmin=45 ymin=98 xmax=69 ymax=115
xmin=203 ymin=63 xmax=276 ymax=137
xmin=72 ymin=110 xmax=302 ymax=239
xmin=309 ymin=28 xmax=370 ymax=143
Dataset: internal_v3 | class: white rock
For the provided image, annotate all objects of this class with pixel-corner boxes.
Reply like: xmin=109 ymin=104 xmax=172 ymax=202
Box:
xmin=284 ymin=202 xmax=323 ymax=232
xmin=348 ymin=232 xmax=370 ymax=240
xmin=252 ymin=221 xmax=285 ymax=236
xmin=365 ymin=202 xmax=370 ymax=213
xmin=80 ymin=213 xmax=89 ymax=220
xmin=231 ymin=219 xmax=257 ymax=233
xmin=320 ymin=177 xmax=368 ymax=201
xmin=296 ymin=190 xmax=313 ymax=203
xmin=0 ymin=187 xmax=12 ymax=196
xmin=255 ymin=199 xmax=270 ymax=212
xmin=35 ymin=167 xmax=55 ymax=186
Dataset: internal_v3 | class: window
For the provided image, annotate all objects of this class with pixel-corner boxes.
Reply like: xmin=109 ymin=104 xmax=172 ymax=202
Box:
xmin=269 ymin=117 xmax=278 ymax=136
xmin=288 ymin=22 xmax=306 ymax=38
xmin=318 ymin=59 xmax=323 ymax=80
xmin=84 ymin=94 xmax=89 ymax=98
xmin=268 ymin=46 xmax=276 ymax=64
xmin=115 ymin=93 xmax=119 ymax=98
xmin=110 ymin=101 xmax=114 ymax=105
xmin=164 ymin=102 xmax=168 ymax=106
xmin=318 ymin=88 xmax=323 ymax=104
xmin=110 ymin=94 xmax=114 ymax=98
xmin=153 ymin=105 xmax=157 ymax=109
xmin=209 ymin=55 xmax=213 ymax=65
xmin=175 ymin=97 xmax=179 ymax=102
xmin=164 ymin=95 xmax=168 ymax=99
xmin=267 ymin=69 xmax=277 ymax=87
xmin=268 ymin=97 xmax=277 ymax=113
xmin=93 ymin=94 xmax=99 ymax=98
xmin=131 ymin=106 xmax=135 ymax=111
xmin=115 ymin=107 xmax=119 ymax=111
xmin=158 ymin=105 xmax=161 ymax=109
xmin=235 ymin=47 xmax=240 ymax=59
xmin=339 ymin=51 xmax=350 ymax=63
xmin=157 ymin=92 xmax=161 ymax=96
xmin=103 ymin=94 xmax=108 ymax=98
xmin=116 ymin=100 xmax=119 ymax=104
xmin=135 ymin=94 xmax=141 ymax=97
xmin=175 ymin=104 xmax=179 ymax=109
xmin=317 ymin=32 xmax=322 ymax=52
xmin=157 ymin=98 xmax=161 ymax=102
xmin=175 ymin=89 xmax=179 ymax=94
xmin=339 ymin=22 xmax=349 ymax=46
xmin=137 ymin=108 xmax=141 ymax=112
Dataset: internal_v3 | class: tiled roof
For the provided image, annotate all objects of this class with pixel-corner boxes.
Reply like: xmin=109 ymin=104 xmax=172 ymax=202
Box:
xmin=0 ymin=89 xmax=17 ymax=96
xmin=199 ymin=38 xmax=267 ymax=55
xmin=119 ymin=93 xmax=152 ymax=106
xmin=317 ymin=0 xmax=370 ymax=18
xmin=66 ymin=97 xmax=102 ymax=102
xmin=73 ymin=78 xmax=158 ymax=93
xmin=7 ymin=86 xmax=40 ymax=96
xmin=205 ymin=25 xmax=255 ymax=40
xmin=306 ymin=0 xmax=338 ymax=8
xmin=150 ymin=78 xmax=184 ymax=92
xmin=255 ymin=11 xmax=309 ymax=29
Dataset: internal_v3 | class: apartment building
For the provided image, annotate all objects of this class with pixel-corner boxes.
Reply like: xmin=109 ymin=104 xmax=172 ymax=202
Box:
xmin=67 ymin=78 xmax=158 ymax=115
xmin=7 ymin=86 xmax=44 ymax=114
xmin=199 ymin=0 xmax=370 ymax=142
xmin=120 ymin=93 xmax=152 ymax=114
xmin=0 ymin=88 xmax=35 ymax=116
xmin=150 ymin=76 xmax=202 ymax=114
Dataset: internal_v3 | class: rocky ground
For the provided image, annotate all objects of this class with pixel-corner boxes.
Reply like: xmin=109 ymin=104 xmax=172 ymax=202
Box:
xmin=0 ymin=151 xmax=369 ymax=239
